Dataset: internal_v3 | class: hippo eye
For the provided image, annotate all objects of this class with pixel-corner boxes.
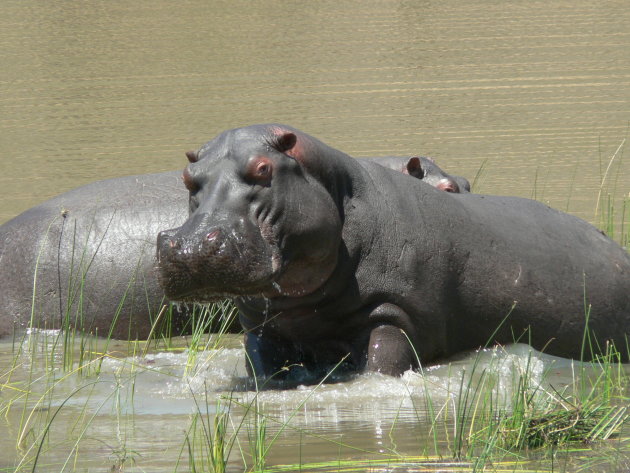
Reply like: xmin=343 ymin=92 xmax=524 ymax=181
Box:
xmin=447 ymin=183 xmax=459 ymax=193
xmin=436 ymin=179 xmax=459 ymax=193
xmin=256 ymin=162 xmax=271 ymax=177
xmin=246 ymin=156 xmax=273 ymax=186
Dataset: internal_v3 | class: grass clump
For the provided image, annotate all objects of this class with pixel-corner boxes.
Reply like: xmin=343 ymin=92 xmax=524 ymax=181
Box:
xmin=182 ymin=393 xmax=234 ymax=473
xmin=475 ymin=346 xmax=627 ymax=471
xmin=402 ymin=317 xmax=628 ymax=473
xmin=504 ymin=400 xmax=627 ymax=449
xmin=497 ymin=357 xmax=628 ymax=452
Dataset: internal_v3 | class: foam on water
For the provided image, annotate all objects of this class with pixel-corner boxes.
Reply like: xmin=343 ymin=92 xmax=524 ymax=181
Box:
xmin=8 ymin=330 xmax=576 ymax=424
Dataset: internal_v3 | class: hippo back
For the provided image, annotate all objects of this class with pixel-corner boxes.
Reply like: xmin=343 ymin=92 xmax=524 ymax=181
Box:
xmin=0 ymin=171 xmax=188 ymax=339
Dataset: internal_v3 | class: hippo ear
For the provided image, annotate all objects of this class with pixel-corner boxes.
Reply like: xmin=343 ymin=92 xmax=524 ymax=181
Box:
xmin=406 ymin=157 xmax=425 ymax=179
xmin=185 ymin=150 xmax=199 ymax=163
xmin=272 ymin=132 xmax=297 ymax=153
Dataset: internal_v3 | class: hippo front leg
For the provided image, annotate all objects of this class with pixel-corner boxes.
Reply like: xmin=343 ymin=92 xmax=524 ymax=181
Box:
xmin=366 ymin=324 xmax=417 ymax=375
xmin=365 ymin=303 xmax=419 ymax=376
xmin=244 ymin=331 xmax=293 ymax=379
xmin=245 ymin=331 xmax=359 ymax=384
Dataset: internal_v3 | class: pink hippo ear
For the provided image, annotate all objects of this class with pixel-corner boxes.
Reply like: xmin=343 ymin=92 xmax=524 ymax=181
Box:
xmin=406 ymin=157 xmax=425 ymax=179
xmin=272 ymin=131 xmax=297 ymax=154
xmin=185 ymin=150 xmax=199 ymax=163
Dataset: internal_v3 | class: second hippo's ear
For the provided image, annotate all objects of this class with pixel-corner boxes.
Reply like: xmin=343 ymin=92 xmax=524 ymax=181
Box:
xmin=406 ymin=157 xmax=425 ymax=179
xmin=272 ymin=132 xmax=297 ymax=153
xmin=185 ymin=150 xmax=199 ymax=163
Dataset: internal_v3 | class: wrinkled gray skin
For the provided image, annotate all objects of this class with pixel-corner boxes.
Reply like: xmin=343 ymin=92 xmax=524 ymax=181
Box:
xmin=362 ymin=156 xmax=471 ymax=193
xmin=157 ymin=124 xmax=630 ymax=383
xmin=0 ymin=172 xmax=189 ymax=339
xmin=0 ymin=156 xmax=466 ymax=339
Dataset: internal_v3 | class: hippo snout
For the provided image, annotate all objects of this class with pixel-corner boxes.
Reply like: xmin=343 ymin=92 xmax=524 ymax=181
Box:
xmin=157 ymin=227 xmax=178 ymax=252
xmin=436 ymin=178 xmax=460 ymax=193
xmin=157 ymin=216 xmax=276 ymax=302
xmin=157 ymin=226 xmax=224 ymax=257
xmin=157 ymin=225 xmax=228 ymax=301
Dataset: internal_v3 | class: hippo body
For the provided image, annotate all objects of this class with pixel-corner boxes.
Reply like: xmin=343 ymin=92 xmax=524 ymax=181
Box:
xmin=0 ymin=171 xmax=188 ymax=339
xmin=0 ymin=155 xmax=466 ymax=339
xmin=157 ymin=124 xmax=630 ymax=381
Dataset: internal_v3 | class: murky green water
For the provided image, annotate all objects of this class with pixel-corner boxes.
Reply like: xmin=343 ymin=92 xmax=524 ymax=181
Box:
xmin=1 ymin=0 xmax=629 ymax=471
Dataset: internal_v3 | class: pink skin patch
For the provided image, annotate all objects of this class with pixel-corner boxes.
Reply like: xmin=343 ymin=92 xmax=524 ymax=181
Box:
xmin=271 ymin=126 xmax=305 ymax=163
xmin=285 ymin=139 xmax=304 ymax=162
xmin=246 ymin=156 xmax=274 ymax=185
xmin=436 ymin=179 xmax=459 ymax=193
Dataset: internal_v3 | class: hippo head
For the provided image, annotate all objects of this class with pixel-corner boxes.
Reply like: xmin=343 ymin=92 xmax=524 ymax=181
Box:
xmin=157 ymin=125 xmax=343 ymax=302
xmin=405 ymin=157 xmax=469 ymax=193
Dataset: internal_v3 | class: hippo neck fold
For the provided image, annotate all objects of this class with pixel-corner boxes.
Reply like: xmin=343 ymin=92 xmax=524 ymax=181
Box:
xmin=236 ymin=136 xmax=377 ymax=314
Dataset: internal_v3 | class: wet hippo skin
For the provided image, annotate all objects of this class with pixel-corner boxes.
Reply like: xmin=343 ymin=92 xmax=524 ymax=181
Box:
xmin=0 ymin=172 xmax=191 ymax=339
xmin=157 ymin=124 xmax=630 ymax=382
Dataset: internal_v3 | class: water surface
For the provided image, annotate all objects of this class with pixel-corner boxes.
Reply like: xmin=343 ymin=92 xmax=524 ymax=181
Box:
xmin=1 ymin=0 xmax=629 ymax=227
xmin=2 ymin=332 xmax=627 ymax=472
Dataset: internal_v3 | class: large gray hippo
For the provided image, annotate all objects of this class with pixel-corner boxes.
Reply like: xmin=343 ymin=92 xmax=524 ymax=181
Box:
xmin=0 ymin=155 xmax=467 ymax=339
xmin=157 ymin=124 xmax=630 ymax=382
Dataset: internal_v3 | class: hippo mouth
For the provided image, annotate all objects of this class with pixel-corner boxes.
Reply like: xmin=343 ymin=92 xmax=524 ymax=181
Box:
xmin=157 ymin=232 xmax=336 ymax=303
xmin=156 ymin=224 xmax=283 ymax=302
xmin=157 ymin=261 xmax=281 ymax=303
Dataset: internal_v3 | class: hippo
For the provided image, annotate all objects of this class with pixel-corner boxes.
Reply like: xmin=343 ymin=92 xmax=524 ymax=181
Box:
xmin=157 ymin=124 xmax=630 ymax=383
xmin=362 ymin=156 xmax=470 ymax=193
xmin=0 ymin=156 xmax=467 ymax=339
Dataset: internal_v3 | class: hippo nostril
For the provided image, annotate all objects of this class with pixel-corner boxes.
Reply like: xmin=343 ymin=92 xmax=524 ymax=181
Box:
xmin=206 ymin=230 xmax=220 ymax=241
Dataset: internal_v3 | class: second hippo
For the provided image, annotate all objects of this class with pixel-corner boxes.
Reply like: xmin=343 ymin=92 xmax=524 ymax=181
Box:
xmin=363 ymin=156 xmax=471 ymax=193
